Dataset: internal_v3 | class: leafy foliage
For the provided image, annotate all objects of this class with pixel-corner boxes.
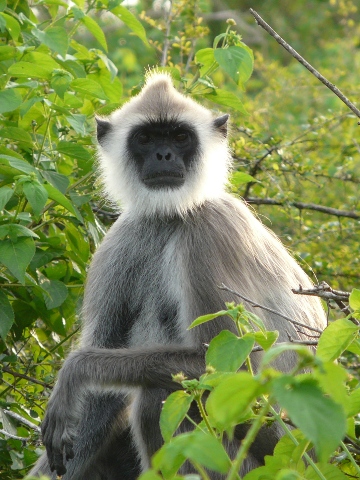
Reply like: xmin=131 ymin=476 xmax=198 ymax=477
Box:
xmin=0 ymin=0 xmax=359 ymax=478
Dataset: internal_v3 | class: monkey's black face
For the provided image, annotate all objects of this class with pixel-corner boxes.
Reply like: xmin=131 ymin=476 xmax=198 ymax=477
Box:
xmin=127 ymin=121 xmax=200 ymax=189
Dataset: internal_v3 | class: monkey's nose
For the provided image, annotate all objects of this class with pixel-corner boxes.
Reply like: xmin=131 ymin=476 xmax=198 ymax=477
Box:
xmin=156 ymin=152 xmax=172 ymax=161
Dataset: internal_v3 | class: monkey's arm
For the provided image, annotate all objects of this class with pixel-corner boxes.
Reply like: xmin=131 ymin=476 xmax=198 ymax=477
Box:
xmin=42 ymin=345 xmax=206 ymax=475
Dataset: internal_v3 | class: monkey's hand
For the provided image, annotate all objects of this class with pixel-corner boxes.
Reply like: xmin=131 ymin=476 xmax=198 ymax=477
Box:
xmin=41 ymin=356 xmax=81 ymax=476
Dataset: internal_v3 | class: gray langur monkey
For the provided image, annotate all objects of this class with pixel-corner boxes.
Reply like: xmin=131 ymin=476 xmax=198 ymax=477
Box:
xmin=30 ymin=73 xmax=326 ymax=480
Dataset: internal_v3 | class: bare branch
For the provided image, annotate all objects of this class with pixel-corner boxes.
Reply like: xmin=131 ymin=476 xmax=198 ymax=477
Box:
xmin=161 ymin=0 xmax=173 ymax=67
xmin=249 ymin=9 xmax=360 ymax=123
xmin=293 ymin=282 xmax=359 ymax=326
xmin=2 ymin=365 xmax=52 ymax=389
xmin=3 ymin=410 xmax=41 ymax=433
xmin=245 ymin=197 xmax=360 ymax=220
xmin=0 ymin=429 xmax=29 ymax=441
xmin=219 ymin=283 xmax=322 ymax=334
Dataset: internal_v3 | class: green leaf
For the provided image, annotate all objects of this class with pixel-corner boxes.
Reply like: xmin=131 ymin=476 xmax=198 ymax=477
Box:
xmin=188 ymin=310 xmax=228 ymax=329
xmin=138 ymin=471 xmax=163 ymax=480
xmin=261 ymin=343 xmax=313 ymax=368
xmin=0 ymin=45 xmax=17 ymax=61
xmin=0 ymin=12 xmax=20 ymax=40
xmin=51 ymin=69 xmax=73 ymax=99
xmin=272 ymin=376 xmax=346 ymax=462
xmin=316 ymin=319 xmax=359 ymax=362
xmin=65 ymin=114 xmax=88 ymax=135
xmin=160 ymin=391 xmax=193 ymax=442
xmin=0 ymin=237 xmax=35 ymax=284
xmin=40 ymin=279 xmax=68 ymax=309
xmin=349 ymin=288 xmax=360 ymax=310
xmin=154 ymin=431 xmax=230 ymax=475
xmin=65 ymin=222 xmax=89 ymax=263
xmin=0 ymin=290 xmax=14 ymax=340
xmin=32 ymin=26 xmax=69 ymax=57
xmin=206 ymin=372 xmax=259 ymax=430
xmin=206 ymin=331 xmax=254 ymax=372
xmin=231 ymin=171 xmax=257 ymax=187
xmin=111 ymin=5 xmax=149 ymax=45
xmin=0 ymin=224 xmax=39 ymax=239
xmin=0 ymin=186 xmax=13 ymax=210
xmin=71 ymin=78 xmax=108 ymax=100
xmin=346 ymin=387 xmax=360 ymax=417
xmin=204 ymin=89 xmax=248 ymax=114
xmin=180 ymin=431 xmax=231 ymax=473
xmin=195 ymin=48 xmax=217 ymax=76
xmin=81 ymin=15 xmax=108 ymax=51
xmin=40 ymin=171 xmax=69 ymax=194
xmin=0 ymin=89 xmax=22 ymax=114
xmin=22 ymin=180 xmax=48 ymax=216
xmin=23 ymin=51 xmax=61 ymax=71
xmin=57 ymin=141 xmax=93 ymax=161
xmin=8 ymin=62 xmax=52 ymax=80
xmin=0 ymin=128 xmax=33 ymax=146
xmin=44 ymin=183 xmax=82 ymax=221
xmin=305 ymin=462 xmax=348 ymax=479
xmin=254 ymin=330 xmax=279 ymax=350
xmin=214 ymin=45 xmax=254 ymax=87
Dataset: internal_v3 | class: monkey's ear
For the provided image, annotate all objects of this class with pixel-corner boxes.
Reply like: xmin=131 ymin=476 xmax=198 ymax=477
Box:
xmin=213 ymin=114 xmax=229 ymax=137
xmin=95 ymin=117 xmax=112 ymax=145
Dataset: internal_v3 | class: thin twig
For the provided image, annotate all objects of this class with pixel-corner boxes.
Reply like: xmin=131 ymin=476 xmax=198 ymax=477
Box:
xmin=3 ymin=410 xmax=41 ymax=433
xmin=219 ymin=283 xmax=322 ymax=334
xmin=2 ymin=366 xmax=51 ymax=389
xmin=160 ymin=0 xmax=173 ymax=67
xmin=249 ymin=9 xmax=360 ymax=124
xmin=293 ymin=282 xmax=359 ymax=326
xmin=245 ymin=197 xmax=360 ymax=220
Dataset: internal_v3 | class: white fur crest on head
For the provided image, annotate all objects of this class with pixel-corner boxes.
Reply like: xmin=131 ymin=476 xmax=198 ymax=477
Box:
xmin=97 ymin=73 xmax=232 ymax=217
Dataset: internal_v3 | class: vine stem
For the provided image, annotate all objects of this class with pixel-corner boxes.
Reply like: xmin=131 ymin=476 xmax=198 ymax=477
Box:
xmin=268 ymin=405 xmax=327 ymax=480
xmin=226 ymin=402 xmax=270 ymax=480
xmin=340 ymin=441 xmax=360 ymax=476
xmin=195 ymin=392 xmax=217 ymax=437
xmin=249 ymin=8 xmax=360 ymax=124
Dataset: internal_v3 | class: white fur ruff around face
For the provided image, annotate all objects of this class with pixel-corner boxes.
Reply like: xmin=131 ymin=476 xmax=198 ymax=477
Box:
xmin=96 ymin=73 xmax=232 ymax=217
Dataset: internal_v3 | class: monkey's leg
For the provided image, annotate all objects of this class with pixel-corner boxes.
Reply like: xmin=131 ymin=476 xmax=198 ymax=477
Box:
xmin=30 ymin=390 xmax=140 ymax=480
xmin=130 ymin=388 xmax=166 ymax=472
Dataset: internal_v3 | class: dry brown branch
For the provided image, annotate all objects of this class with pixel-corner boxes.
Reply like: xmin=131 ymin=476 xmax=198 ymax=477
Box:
xmin=249 ymin=9 xmax=360 ymax=123
xmin=292 ymin=282 xmax=359 ymax=325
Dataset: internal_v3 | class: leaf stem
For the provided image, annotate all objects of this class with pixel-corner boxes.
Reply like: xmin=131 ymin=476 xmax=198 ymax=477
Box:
xmin=226 ymin=401 xmax=270 ymax=479
xmin=268 ymin=405 xmax=327 ymax=480
xmin=340 ymin=440 xmax=360 ymax=476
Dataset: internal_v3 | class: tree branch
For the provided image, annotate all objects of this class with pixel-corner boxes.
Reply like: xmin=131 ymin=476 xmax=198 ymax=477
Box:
xmin=244 ymin=197 xmax=360 ymax=220
xmin=218 ymin=283 xmax=322 ymax=334
xmin=2 ymin=365 xmax=52 ymax=389
xmin=0 ymin=429 xmax=29 ymax=441
xmin=249 ymin=9 xmax=360 ymax=123
xmin=3 ymin=410 xmax=41 ymax=433
xmin=292 ymin=282 xmax=359 ymax=325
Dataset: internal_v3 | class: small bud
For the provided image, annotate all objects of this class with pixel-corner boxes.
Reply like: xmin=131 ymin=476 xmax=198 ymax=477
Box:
xmin=226 ymin=18 xmax=236 ymax=26
xmin=172 ymin=372 xmax=187 ymax=383
xmin=206 ymin=365 xmax=216 ymax=374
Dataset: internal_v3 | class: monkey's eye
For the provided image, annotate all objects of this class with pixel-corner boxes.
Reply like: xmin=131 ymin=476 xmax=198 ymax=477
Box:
xmin=173 ymin=132 xmax=189 ymax=143
xmin=138 ymin=133 xmax=152 ymax=145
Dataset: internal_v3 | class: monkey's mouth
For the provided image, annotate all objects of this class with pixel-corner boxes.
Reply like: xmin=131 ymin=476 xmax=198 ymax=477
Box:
xmin=143 ymin=172 xmax=185 ymax=189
